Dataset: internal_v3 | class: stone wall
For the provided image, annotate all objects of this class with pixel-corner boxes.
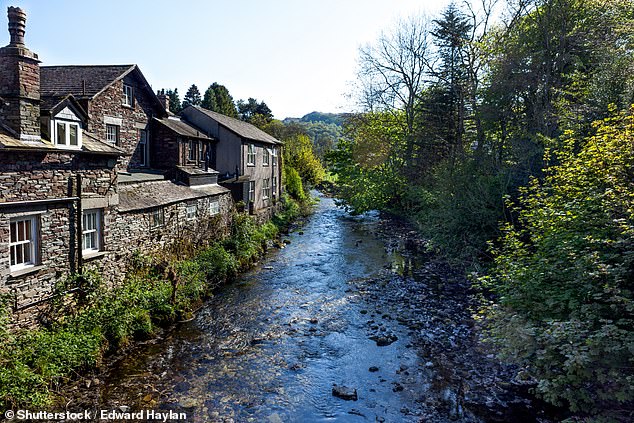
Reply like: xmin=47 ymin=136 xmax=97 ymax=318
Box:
xmin=0 ymin=150 xmax=118 ymax=202
xmin=86 ymin=72 xmax=164 ymax=171
xmin=0 ymin=150 xmax=119 ymax=326
xmin=91 ymin=188 xmax=233 ymax=287
xmin=150 ymin=120 xmax=181 ymax=170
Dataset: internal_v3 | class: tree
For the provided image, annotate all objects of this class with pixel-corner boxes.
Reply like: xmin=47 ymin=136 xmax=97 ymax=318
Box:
xmin=357 ymin=15 xmax=430 ymax=170
xmin=237 ymin=98 xmax=273 ymax=123
xmin=283 ymin=134 xmax=325 ymax=187
xmin=201 ymin=83 xmax=238 ymax=117
xmin=182 ymin=84 xmax=202 ymax=109
xmin=430 ymin=3 xmax=472 ymax=160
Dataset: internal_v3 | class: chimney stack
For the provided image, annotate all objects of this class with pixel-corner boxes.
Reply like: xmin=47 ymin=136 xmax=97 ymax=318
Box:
xmin=0 ymin=6 xmax=41 ymax=141
xmin=7 ymin=6 xmax=26 ymax=46
xmin=157 ymin=89 xmax=170 ymax=112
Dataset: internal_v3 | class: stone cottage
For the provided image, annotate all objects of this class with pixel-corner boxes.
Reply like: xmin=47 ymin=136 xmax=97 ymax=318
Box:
xmin=0 ymin=7 xmax=233 ymax=325
xmin=181 ymin=106 xmax=283 ymax=219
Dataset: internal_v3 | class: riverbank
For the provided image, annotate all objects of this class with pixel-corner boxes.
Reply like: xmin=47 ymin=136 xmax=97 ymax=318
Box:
xmin=349 ymin=213 xmax=565 ymax=422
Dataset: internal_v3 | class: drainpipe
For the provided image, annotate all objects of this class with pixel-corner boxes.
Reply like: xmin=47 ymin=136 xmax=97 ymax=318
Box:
xmin=76 ymin=173 xmax=83 ymax=273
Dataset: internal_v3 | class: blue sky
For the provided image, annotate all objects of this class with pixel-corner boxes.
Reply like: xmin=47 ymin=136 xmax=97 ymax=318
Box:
xmin=2 ymin=0 xmax=449 ymax=119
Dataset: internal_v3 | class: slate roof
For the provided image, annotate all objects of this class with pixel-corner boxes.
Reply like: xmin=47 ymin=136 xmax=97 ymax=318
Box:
xmin=40 ymin=65 xmax=136 ymax=99
xmin=0 ymin=127 xmax=123 ymax=156
xmin=118 ymin=180 xmax=229 ymax=212
xmin=154 ymin=117 xmax=214 ymax=140
xmin=188 ymin=106 xmax=282 ymax=145
xmin=40 ymin=94 xmax=88 ymax=119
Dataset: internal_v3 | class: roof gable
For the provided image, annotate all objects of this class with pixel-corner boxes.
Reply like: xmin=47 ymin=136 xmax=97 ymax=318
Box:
xmin=186 ymin=106 xmax=281 ymax=145
xmin=41 ymin=65 xmax=135 ymax=99
xmin=42 ymin=94 xmax=88 ymax=121
xmin=40 ymin=64 xmax=167 ymax=117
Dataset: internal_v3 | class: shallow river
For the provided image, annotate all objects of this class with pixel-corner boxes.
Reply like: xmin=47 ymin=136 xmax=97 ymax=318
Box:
xmin=93 ymin=196 xmax=470 ymax=422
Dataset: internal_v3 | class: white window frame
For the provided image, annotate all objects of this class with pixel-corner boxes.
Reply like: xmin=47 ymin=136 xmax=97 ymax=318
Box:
xmin=53 ymin=120 xmax=82 ymax=149
xmin=106 ymin=124 xmax=119 ymax=145
xmin=272 ymin=176 xmax=277 ymax=195
xmin=139 ymin=129 xmax=148 ymax=167
xmin=209 ymin=200 xmax=220 ymax=216
xmin=248 ymin=181 xmax=255 ymax=203
xmin=263 ymin=148 xmax=270 ymax=166
xmin=151 ymin=208 xmax=164 ymax=229
xmin=9 ymin=215 xmax=38 ymax=272
xmin=186 ymin=204 xmax=196 ymax=220
xmin=123 ymin=84 xmax=134 ymax=107
xmin=82 ymin=209 xmax=102 ymax=254
xmin=247 ymin=144 xmax=256 ymax=166
xmin=272 ymin=148 xmax=278 ymax=167
xmin=262 ymin=178 xmax=271 ymax=200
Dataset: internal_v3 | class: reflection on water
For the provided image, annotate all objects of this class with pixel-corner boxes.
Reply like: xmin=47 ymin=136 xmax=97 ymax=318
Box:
xmin=98 ymin=196 xmax=431 ymax=422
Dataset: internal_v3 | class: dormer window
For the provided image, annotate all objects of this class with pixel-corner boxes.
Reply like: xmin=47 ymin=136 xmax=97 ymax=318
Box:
xmin=123 ymin=84 xmax=134 ymax=107
xmin=51 ymin=107 xmax=83 ymax=149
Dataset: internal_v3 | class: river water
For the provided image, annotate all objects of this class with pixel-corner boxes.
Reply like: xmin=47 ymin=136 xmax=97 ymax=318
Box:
xmin=85 ymin=195 xmax=531 ymax=422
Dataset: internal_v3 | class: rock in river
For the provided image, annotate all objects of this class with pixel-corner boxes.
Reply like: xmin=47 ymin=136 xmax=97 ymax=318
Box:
xmin=332 ymin=384 xmax=358 ymax=401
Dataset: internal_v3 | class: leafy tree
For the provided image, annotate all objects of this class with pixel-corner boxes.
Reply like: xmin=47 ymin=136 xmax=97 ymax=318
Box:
xmin=481 ymin=108 xmax=634 ymax=416
xmin=237 ymin=98 xmax=273 ymax=123
xmin=201 ymin=83 xmax=238 ymax=117
xmin=283 ymin=134 xmax=325 ymax=187
xmin=182 ymin=84 xmax=202 ymax=109
xmin=327 ymin=112 xmax=406 ymax=214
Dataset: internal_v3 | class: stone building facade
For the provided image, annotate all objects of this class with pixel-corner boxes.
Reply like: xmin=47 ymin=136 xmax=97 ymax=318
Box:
xmin=0 ymin=7 xmax=234 ymax=326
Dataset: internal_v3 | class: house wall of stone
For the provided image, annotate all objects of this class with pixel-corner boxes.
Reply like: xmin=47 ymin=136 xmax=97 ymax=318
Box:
xmin=91 ymin=190 xmax=234 ymax=287
xmin=150 ymin=121 xmax=181 ymax=170
xmin=0 ymin=151 xmax=119 ymax=326
xmin=86 ymin=73 xmax=163 ymax=171
xmin=216 ymin=126 xmax=242 ymax=176
xmin=0 ymin=151 xmax=118 ymax=202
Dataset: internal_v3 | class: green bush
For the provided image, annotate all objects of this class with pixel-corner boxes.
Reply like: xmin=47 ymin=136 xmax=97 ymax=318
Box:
xmin=480 ymin=110 xmax=634 ymax=417
xmin=406 ymin=159 xmax=509 ymax=265
xmin=284 ymin=165 xmax=307 ymax=201
xmin=196 ymin=243 xmax=238 ymax=286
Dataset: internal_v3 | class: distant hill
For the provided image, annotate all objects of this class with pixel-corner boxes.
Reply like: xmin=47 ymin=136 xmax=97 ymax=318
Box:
xmin=283 ymin=112 xmax=348 ymax=161
xmin=283 ymin=111 xmax=347 ymax=126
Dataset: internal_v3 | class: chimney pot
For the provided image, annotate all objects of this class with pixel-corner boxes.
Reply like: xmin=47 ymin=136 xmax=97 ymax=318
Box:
xmin=7 ymin=7 xmax=27 ymax=46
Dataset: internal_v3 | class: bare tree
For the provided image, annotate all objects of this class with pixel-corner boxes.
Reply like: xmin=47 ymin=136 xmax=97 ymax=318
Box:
xmin=356 ymin=15 xmax=430 ymax=147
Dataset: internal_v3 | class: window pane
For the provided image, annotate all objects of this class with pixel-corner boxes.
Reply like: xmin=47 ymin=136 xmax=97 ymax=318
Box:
xmin=10 ymin=221 xmax=16 ymax=243
xmin=17 ymin=220 xmax=25 ymax=241
xmin=23 ymin=242 xmax=31 ymax=263
xmin=16 ymin=244 xmax=23 ymax=265
xmin=10 ymin=245 xmax=15 ymax=266
xmin=25 ymin=219 xmax=31 ymax=241
xmin=57 ymin=122 xmax=66 ymax=145
xmin=69 ymin=124 xmax=78 ymax=145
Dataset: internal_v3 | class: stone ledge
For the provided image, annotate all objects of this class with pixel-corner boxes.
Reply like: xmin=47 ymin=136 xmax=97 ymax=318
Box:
xmin=8 ymin=264 xmax=46 ymax=279
xmin=83 ymin=251 xmax=108 ymax=262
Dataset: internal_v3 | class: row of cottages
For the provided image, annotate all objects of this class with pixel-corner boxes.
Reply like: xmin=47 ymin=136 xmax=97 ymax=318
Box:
xmin=0 ymin=7 xmax=282 ymax=324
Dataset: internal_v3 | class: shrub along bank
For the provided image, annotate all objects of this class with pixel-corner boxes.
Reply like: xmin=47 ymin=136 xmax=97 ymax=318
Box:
xmin=0 ymin=194 xmax=307 ymax=409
